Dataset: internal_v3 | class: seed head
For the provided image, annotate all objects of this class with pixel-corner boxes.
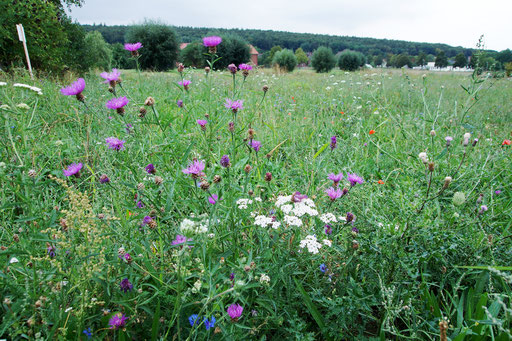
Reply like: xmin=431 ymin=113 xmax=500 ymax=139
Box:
xmin=144 ymin=97 xmax=155 ymax=106
xmin=262 ymin=85 xmax=269 ymax=92
xmin=213 ymin=175 xmax=222 ymax=183
xmin=154 ymin=176 xmax=163 ymax=186
xmin=139 ymin=107 xmax=147 ymax=117
xmin=137 ymin=183 xmax=145 ymax=191
xmin=428 ymin=162 xmax=435 ymax=172
xmin=200 ymin=180 xmax=210 ymax=191
xmin=28 ymin=169 xmax=37 ymax=177
xmin=443 ymin=176 xmax=452 ymax=189
xmin=177 ymin=63 xmax=185 ymax=73
xmin=244 ymin=165 xmax=252 ymax=173
xmin=247 ymin=128 xmax=255 ymax=139
xmin=430 ymin=130 xmax=436 ymax=137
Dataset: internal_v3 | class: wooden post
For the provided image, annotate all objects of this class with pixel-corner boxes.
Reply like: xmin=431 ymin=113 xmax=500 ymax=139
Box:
xmin=16 ymin=24 xmax=34 ymax=80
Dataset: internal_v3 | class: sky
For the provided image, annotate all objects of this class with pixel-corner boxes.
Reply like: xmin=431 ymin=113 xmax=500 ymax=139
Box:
xmin=67 ymin=0 xmax=511 ymax=51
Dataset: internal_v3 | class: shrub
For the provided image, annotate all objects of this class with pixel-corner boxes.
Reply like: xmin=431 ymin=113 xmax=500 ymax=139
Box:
xmin=215 ymin=35 xmax=251 ymax=70
xmin=125 ymin=20 xmax=179 ymax=71
xmin=180 ymin=42 xmax=205 ymax=68
xmin=111 ymin=43 xmax=131 ymax=69
xmin=83 ymin=31 xmax=112 ymax=70
xmin=295 ymin=47 xmax=309 ymax=66
xmin=273 ymin=49 xmax=297 ymax=72
xmin=311 ymin=46 xmax=336 ymax=73
xmin=338 ymin=50 xmax=364 ymax=71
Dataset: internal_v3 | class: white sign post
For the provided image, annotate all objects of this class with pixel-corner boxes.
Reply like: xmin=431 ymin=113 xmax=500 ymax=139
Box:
xmin=16 ymin=24 xmax=34 ymax=80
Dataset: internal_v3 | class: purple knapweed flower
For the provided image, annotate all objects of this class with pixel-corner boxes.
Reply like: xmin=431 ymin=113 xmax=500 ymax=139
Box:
xmin=346 ymin=212 xmax=355 ymax=223
xmin=479 ymin=205 xmax=488 ymax=215
xmin=208 ymin=194 xmax=219 ymax=204
xmin=105 ymin=137 xmax=126 ymax=151
xmin=227 ymin=303 xmax=243 ymax=321
xmin=204 ymin=316 xmax=216 ymax=330
xmin=172 ymin=234 xmax=193 ymax=247
xmin=124 ymin=42 xmax=142 ymax=51
xmin=319 ymin=264 xmax=327 ymax=273
xmin=177 ymin=99 xmax=184 ymax=108
xmin=227 ymin=63 xmax=237 ymax=74
xmin=100 ymin=68 xmax=121 ymax=85
xmin=145 ymin=163 xmax=156 ymax=174
xmin=324 ymin=224 xmax=332 ymax=235
xmin=220 ymin=155 xmax=230 ymax=168
xmin=120 ymin=278 xmax=133 ymax=293
xmin=248 ymin=140 xmax=261 ymax=152
xmin=330 ymin=136 xmax=337 ymax=151
xmin=63 ymin=163 xmax=83 ymax=177
xmin=352 ymin=227 xmax=359 ymax=234
xmin=189 ymin=314 xmax=199 ymax=327
xmin=136 ymin=201 xmax=144 ymax=209
xmin=203 ymin=36 xmax=222 ymax=47
xmin=61 ymin=78 xmax=86 ymax=101
xmin=239 ymin=64 xmax=252 ymax=71
xmin=99 ymin=174 xmax=110 ymax=183
xmin=108 ymin=313 xmax=127 ymax=330
xmin=347 ymin=173 xmax=364 ymax=187
xmin=292 ymin=191 xmax=308 ymax=202
xmin=106 ymin=96 xmax=129 ymax=115
xmin=178 ymin=80 xmax=191 ymax=90
xmin=225 ymin=99 xmax=243 ymax=113
xmin=445 ymin=136 xmax=453 ymax=147
xmin=47 ymin=245 xmax=56 ymax=258
xmin=326 ymin=187 xmax=342 ymax=201
xmin=495 ymin=190 xmax=502 ymax=195
xmin=197 ymin=119 xmax=207 ymax=131
xmin=141 ymin=216 xmax=153 ymax=226
xmin=182 ymin=160 xmax=205 ymax=178
xmin=328 ymin=173 xmax=343 ymax=186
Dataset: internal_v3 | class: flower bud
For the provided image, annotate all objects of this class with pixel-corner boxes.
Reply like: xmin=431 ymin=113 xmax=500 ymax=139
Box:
xmin=443 ymin=176 xmax=452 ymax=189
xmin=228 ymin=122 xmax=235 ymax=132
xmin=476 ymin=193 xmax=484 ymax=204
xmin=205 ymin=66 xmax=210 ymax=74
xmin=137 ymin=183 xmax=145 ymax=191
xmin=213 ymin=175 xmax=222 ymax=183
xmin=247 ymin=128 xmax=255 ymax=139
xmin=346 ymin=212 xmax=355 ymax=223
xmin=428 ymin=162 xmax=435 ymax=172
xmin=200 ymin=180 xmax=210 ymax=191
xmin=144 ymin=97 xmax=155 ymax=107
xmin=472 ymin=138 xmax=478 ymax=147
xmin=430 ymin=130 xmax=436 ymax=137
xmin=463 ymin=132 xmax=471 ymax=146
xmin=244 ymin=165 xmax=252 ymax=173
xmin=154 ymin=176 xmax=163 ymax=186
xmin=445 ymin=136 xmax=453 ymax=147
xmin=265 ymin=172 xmax=272 ymax=182
xmin=228 ymin=64 xmax=237 ymax=74
xmin=262 ymin=85 xmax=269 ymax=93
xmin=177 ymin=63 xmax=184 ymax=73
xmin=139 ymin=107 xmax=147 ymax=118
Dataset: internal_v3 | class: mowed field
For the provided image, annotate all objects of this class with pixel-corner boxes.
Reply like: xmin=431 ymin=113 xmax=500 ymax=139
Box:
xmin=1 ymin=67 xmax=511 ymax=340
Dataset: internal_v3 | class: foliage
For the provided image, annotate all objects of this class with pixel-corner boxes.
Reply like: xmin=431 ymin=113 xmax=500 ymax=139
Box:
xmin=269 ymin=46 xmax=283 ymax=64
xmin=417 ymin=52 xmax=427 ymax=66
xmin=272 ymin=49 xmax=297 ymax=72
xmin=215 ymin=35 xmax=250 ymax=70
xmin=83 ymin=31 xmax=113 ymax=70
xmin=435 ymin=49 xmax=449 ymax=68
xmin=505 ymin=62 xmax=512 ymax=77
xmin=311 ymin=46 xmax=336 ymax=73
xmin=111 ymin=43 xmax=131 ymax=69
xmin=180 ymin=42 xmax=205 ymax=68
xmin=125 ymin=20 xmax=179 ymax=71
xmin=338 ymin=50 xmax=364 ymax=71
xmin=295 ymin=47 xmax=309 ymax=65
xmin=394 ymin=53 xmax=412 ymax=68
xmin=454 ymin=52 xmax=468 ymax=68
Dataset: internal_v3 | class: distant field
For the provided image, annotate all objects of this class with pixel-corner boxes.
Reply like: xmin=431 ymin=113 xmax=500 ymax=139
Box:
xmin=1 ymin=67 xmax=511 ymax=340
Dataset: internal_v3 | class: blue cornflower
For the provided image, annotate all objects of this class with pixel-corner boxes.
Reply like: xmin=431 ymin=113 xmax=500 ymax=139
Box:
xmin=83 ymin=328 xmax=92 ymax=339
xmin=319 ymin=264 xmax=327 ymax=273
xmin=204 ymin=316 xmax=216 ymax=330
xmin=189 ymin=314 xmax=199 ymax=327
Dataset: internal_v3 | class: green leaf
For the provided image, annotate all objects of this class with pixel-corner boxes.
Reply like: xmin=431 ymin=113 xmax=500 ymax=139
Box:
xmin=313 ymin=143 xmax=329 ymax=159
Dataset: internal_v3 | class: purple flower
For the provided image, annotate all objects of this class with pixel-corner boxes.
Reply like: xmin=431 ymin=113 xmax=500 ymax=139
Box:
xmin=347 ymin=173 xmax=364 ymax=187
xmin=352 ymin=227 xmax=359 ymax=234
xmin=61 ymin=78 xmax=85 ymax=96
xmin=495 ymin=190 xmax=502 ymax=195
xmin=227 ymin=303 xmax=243 ymax=320
xmin=177 ymin=99 xmax=184 ymax=108
xmin=239 ymin=64 xmax=252 ymax=71
xmin=220 ymin=155 xmax=230 ymax=168
xmin=189 ymin=314 xmax=199 ymax=326
xmin=145 ymin=164 xmax=156 ymax=174
xmin=124 ymin=42 xmax=143 ymax=51
xmin=324 ymin=224 xmax=332 ymax=235
xmin=99 ymin=174 xmax=110 ymax=183
xmin=136 ymin=201 xmax=144 ymax=209
xmin=445 ymin=136 xmax=453 ymax=147
xmin=105 ymin=137 xmax=126 ymax=151
xmin=326 ymin=187 xmax=342 ymax=201
xmin=227 ymin=63 xmax=237 ymax=74
xmin=172 ymin=234 xmax=193 ymax=247
xmin=330 ymin=136 xmax=337 ymax=151
xmin=292 ymin=192 xmax=308 ymax=202
xmin=225 ymin=99 xmax=243 ymax=113
xmin=182 ymin=160 xmax=205 ymax=178
xmin=479 ymin=205 xmax=488 ymax=215
xmin=248 ymin=140 xmax=261 ymax=152
xmin=141 ymin=216 xmax=153 ymax=226
xmin=197 ymin=119 xmax=207 ymax=131
xmin=63 ymin=163 xmax=83 ymax=177
xmin=208 ymin=194 xmax=218 ymax=204
xmin=47 ymin=245 xmax=56 ymax=258
xmin=108 ymin=313 xmax=127 ymax=330
xmin=125 ymin=123 xmax=133 ymax=134
xmin=204 ymin=316 xmax=216 ymax=330
xmin=106 ymin=96 xmax=129 ymax=110
xmin=178 ymin=80 xmax=191 ymax=90
xmin=328 ymin=173 xmax=343 ymax=186
xmin=229 ymin=273 xmax=235 ymax=281
xmin=100 ymin=68 xmax=121 ymax=83
xmin=319 ymin=264 xmax=327 ymax=273
xmin=203 ymin=36 xmax=222 ymax=47
xmin=346 ymin=212 xmax=355 ymax=223
xmin=83 ymin=328 xmax=92 ymax=339
xmin=120 ymin=278 xmax=133 ymax=293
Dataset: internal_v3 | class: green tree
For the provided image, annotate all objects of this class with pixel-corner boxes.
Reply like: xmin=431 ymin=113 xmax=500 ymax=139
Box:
xmin=126 ymin=20 xmax=179 ymax=71
xmin=180 ymin=42 xmax=205 ymax=67
xmin=373 ymin=55 xmax=384 ymax=66
xmin=395 ymin=53 xmax=412 ymax=68
xmin=272 ymin=49 xmax=297 ymax=72
xmin=269 ymin=46 xmax=282 ymax=64
xmin=434 ymin=50 xmax=448 ymax=68
xmin=311 ymin=46 xmax=336 ymax=73
xmin=417 ymin=52 xmax=427 ymax=66
xmin=111 ymin=43 xmax=131 ymax=69
xmin=496 ymin=49 xmax=512 ymax=64
xmin=84 ymin=31 xmax=112 ymax=70
xmin=215 ymin=35 xmax=250 ymax=69
xmin=338 ymin=50 xmax=363 ymax=71
xmin=295 ymin=47 xmax=309 ymax=65
xmin=453 ymin=52 xmax=467 ymax=68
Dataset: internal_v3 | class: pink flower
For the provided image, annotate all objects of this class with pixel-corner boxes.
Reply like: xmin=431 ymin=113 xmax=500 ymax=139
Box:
xmin=63 ymin=163 xmax=83 ymax=177
xmin=208 ymin=194 xmax=219 ymax=204
xmin=347 ymin=173 xmax=364 ymax=187
xmin=60 ymin=78 xmax=85 ymax=96
xmin=108 ymin=313 xmax=127 ymax=330
xmin=203 ymin=36 xmax=222 ymax=47
xmin=182 ymin=160 xmax=205 ymax=178
xmin=178 ymin=80 xmax=191 ymax=90
xmin=325 ymin=187 xmax=342 ymax=201
xmin=328 ymin=173 xmax=343 ymax=186
xmin=239 ymin=64 xmax=252 ymax=71
xmin=227 ymin=303 xmax=243 ymax=320
xmin=106 ymin=96 xmax=129 ymax=110
xmin=225 ymin=99 xmax=243 ymax=113
xmin=124 ymin=42 xmax=143 ymax=51
xmin=100 ymin=68 xmax=121 ymax=83
xmin=105 ymin=137 xmax=126 ymax=151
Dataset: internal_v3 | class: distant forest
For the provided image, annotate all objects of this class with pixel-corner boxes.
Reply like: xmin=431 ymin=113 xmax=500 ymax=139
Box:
xmin=82 ymin=24 xmax=479 ymax=58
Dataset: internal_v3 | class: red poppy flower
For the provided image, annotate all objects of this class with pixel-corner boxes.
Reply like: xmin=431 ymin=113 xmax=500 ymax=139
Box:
xmin=369 ymin=130 xmax=375 ymax=135
xmin=378 ymin=180 xmax=384 ymax=184
xmin=502 ymin=139 xmax=511 ymax=146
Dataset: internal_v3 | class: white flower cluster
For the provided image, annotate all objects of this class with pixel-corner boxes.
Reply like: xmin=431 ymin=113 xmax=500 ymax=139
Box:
xmin=299 ymin=235 xmax=331 ymax=254
xmin=0 ymin=82 xmax=7 ymax=86
xmin=254 ymin=215 xmax=281 ymax=229
xmin=260 ymin=274 xmax=270 ymax=285
xmin=320 ymin=213 xmax=337 ymax=224
xmin=275 ymin=194 xmax=318 ymax=228
xmin=13 ymin=83 xmax=43 ymax=95
xmin=284 ymin=215 xmax=302 ymax=227
xmin=180 ymin=214 xmax=216 ymax=234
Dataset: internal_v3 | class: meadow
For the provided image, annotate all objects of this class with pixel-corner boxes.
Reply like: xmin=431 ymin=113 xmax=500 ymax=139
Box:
xmin=1 ymin=62 xmax=511 ymax=340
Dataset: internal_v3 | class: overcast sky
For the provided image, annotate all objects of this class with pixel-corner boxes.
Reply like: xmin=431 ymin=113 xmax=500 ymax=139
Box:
xmin=67 ymin=0 xmax=511 ymax=51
